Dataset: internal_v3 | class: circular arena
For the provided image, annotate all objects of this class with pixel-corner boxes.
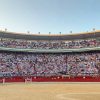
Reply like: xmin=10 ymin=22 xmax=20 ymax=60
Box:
xmin=0 ymin=30 xmax=100 ymax=100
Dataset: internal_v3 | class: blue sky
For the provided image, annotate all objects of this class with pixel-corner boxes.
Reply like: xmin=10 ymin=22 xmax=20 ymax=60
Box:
xmin=0 ymin=0 xmax=100 ymax=34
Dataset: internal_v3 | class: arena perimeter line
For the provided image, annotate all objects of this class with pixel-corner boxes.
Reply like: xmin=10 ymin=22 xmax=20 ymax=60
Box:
xmin=56 ymin=93 xmax=100 ymax=100
xmin=57 ymin=92 xmax=100 ymax=95
xmin=1 ymin=82 xmax=100 ymax=85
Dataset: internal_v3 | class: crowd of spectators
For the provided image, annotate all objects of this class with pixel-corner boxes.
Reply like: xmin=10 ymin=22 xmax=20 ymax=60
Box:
xmin=0 ymin=52 xmax=99 ymax=77
xmin=0 ymin=38 xmax=99 ymax=49
xmin=67 ymin=53 xmax=100 ymax=76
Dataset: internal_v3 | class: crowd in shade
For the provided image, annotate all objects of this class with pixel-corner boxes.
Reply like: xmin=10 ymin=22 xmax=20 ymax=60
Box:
xmin=0 ymin=38 xmax=99 ymax=49
xmin=0 ymin=52 xmax=99 ymax=77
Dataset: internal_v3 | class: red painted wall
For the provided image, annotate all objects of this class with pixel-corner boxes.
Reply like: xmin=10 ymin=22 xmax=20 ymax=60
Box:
xmin=0 ymin=76 xmax=100 ymax=83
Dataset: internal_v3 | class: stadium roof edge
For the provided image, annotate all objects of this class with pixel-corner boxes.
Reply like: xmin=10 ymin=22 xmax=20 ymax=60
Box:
xmin=0 ymin=30 xmax=100 ymax=36
xmin=0 ymin=30 xmax=100 ymax=40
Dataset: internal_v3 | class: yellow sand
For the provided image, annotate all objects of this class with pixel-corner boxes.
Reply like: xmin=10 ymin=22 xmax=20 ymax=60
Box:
xmin=0 ymin=82 xmax=100 ymax=100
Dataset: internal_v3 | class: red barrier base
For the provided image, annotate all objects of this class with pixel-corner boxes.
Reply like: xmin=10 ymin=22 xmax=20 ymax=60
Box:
xmin=0 ymin=76 xmax=100 ymax=83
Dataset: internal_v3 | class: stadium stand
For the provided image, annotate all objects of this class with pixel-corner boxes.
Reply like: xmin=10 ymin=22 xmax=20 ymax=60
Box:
xmin=0 ymin=30 xmax=100 ymax=82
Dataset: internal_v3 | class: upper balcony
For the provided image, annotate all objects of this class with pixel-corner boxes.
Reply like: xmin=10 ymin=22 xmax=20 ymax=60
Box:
xmin=0 ymin=30 xmax=100 ymax=53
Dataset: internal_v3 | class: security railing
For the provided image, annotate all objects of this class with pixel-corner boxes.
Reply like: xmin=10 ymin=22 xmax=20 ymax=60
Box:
xmin=0 ymin=46 xmax=100 ymax=53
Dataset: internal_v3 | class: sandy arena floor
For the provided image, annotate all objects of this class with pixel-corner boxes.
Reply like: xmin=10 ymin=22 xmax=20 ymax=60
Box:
xmin=0 ymin=82 xmax=100 ymax=100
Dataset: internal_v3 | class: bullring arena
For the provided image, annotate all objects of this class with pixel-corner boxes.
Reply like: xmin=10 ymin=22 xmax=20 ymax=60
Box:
xmin=1 ymin=82 xmax=100 ymax=100
xmin=0 ymin=30 xmax=100 ymax=100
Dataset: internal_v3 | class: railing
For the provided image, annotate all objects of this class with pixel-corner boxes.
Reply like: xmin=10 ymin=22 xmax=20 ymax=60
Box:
xmin=0 ymin=46 xmax=100 ymax=53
